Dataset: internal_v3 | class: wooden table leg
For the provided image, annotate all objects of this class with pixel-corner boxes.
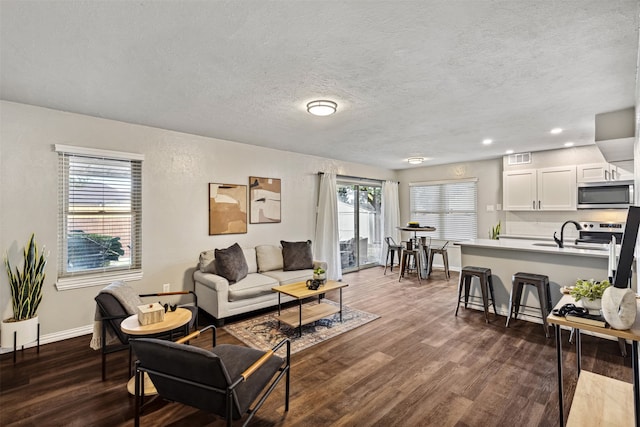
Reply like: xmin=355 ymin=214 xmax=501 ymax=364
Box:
xmin=555 ymin=324 xmax=565 ymax=427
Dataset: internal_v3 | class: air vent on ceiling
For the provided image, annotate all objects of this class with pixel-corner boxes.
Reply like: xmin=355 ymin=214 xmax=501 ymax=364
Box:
xmin=508 ymin=152 xmax=531 ymax=165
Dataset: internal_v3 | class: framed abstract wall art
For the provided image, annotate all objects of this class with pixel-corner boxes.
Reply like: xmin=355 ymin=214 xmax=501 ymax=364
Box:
xmin=209 ymin=183 xmax=247 ymax=235
xmin=249 ymin=176 xmax=281 ymax=224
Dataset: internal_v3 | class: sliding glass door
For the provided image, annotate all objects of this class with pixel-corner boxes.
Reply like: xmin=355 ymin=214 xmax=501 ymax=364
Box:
xmin=337 ymin=181 xmax=382 ymax=272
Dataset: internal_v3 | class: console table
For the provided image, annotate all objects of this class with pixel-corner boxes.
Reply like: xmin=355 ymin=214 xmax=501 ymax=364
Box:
xmin=547 ymin=295 xmax=639 ymax=427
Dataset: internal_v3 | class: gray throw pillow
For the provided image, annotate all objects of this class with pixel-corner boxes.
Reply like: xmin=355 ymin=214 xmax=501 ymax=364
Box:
xmin=214 ymin=243 xmax=248 ymax=284
xmin=281 ymin=240 xmax=313 ymax=271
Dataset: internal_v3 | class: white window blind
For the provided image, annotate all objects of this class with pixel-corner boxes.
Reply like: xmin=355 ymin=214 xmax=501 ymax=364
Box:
xmin=409 ymin=179 xmax=478 ymax=240
xmin=55 ymin=145 xmax=143 ymax=290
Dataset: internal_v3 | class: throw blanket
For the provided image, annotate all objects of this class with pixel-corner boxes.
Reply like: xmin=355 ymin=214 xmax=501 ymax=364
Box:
xmin=90 ymin=281 xmax=143 ymax=350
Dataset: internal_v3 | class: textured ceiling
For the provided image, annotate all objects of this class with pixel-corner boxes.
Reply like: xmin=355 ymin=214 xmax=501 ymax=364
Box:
xmin=1 ymin=1 xmax=638 ymax=170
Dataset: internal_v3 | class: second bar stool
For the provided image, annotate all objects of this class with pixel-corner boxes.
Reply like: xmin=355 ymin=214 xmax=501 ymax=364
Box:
xmin=505 ymin=272 xmax=552 ymax=338
xmin=455 ymin=266 xmax=497 ymax=323
xmin=398 ymin=241 xmax=422 ymax=284
xmin=428 ymin=241 xmax=450 ymax=279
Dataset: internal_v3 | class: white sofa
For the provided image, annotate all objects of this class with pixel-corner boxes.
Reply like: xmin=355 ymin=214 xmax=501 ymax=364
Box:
xmin=193 ymin=244 xmax=327 ymax=324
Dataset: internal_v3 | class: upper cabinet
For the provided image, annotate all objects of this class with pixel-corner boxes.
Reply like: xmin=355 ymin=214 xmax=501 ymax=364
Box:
xmin=613 ymin=160 xmax=634 ymax=181
xmin=577 ymin=162 xmax=635 ymax=182
xmin=577 ymin=163 xmax=618 ymax=182
xmin=503 ymin=166 xmax=577 ymax=211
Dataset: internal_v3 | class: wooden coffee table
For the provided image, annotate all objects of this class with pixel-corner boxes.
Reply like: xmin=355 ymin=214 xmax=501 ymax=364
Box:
xmin=272 ymin=280 xmax=348 ymax=337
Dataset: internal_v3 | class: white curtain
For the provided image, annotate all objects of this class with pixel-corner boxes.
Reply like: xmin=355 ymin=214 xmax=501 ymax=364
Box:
xmin=314 ymin=173 xmax=342 ymax=281
xmin=379 ymin=180 xmax=401 ymax=265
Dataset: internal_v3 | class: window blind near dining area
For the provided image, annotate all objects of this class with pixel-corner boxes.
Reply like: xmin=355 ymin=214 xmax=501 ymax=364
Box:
xmin=409 ymin=179 xmax=478 ymax=241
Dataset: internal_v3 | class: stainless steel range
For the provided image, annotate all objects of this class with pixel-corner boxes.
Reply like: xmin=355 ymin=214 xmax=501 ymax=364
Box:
xmin=576 ymin=222 xmax=625 ymax=245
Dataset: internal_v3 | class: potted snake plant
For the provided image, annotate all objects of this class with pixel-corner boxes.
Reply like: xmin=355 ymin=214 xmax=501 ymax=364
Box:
xmin=2 ymin=234 xmax=47 ymax=348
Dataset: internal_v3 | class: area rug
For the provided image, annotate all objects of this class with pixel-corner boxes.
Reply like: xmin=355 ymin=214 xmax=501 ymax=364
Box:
xmin=224 ymin=300 xmax=379 ymax=354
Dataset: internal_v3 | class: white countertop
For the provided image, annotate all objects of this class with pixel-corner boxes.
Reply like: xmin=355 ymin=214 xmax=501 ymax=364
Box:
xmin=497 ymin=234 xmax=553 ymax=241
xmin=456 ymin=238 xmax=615 ymax=259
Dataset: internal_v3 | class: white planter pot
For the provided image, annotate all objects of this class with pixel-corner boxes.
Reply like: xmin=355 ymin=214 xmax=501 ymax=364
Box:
xmin=580 ymin=298 xmax=602 ymax=311
xmin=1 ymin=316 xmax=39 ymax=348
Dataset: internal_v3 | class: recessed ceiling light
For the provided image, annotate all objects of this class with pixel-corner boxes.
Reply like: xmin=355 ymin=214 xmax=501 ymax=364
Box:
xmin=564 ymin=142 xmax=574 ymax=147
xmin=482 ymin=139 xmax=493 ymax=145
xmin=550 ymin=128 xmax=563 ymax=134
xmin=306 ymin=100 xmax=337 ymax=116
xmin=407 ymin=157 xmax=424 ymax=165
xmin=505 ymin=149 xmax=514 ymax=154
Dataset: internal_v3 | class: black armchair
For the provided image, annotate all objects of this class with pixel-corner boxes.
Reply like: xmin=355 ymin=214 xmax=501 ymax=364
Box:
xmin=130 ymin=326 xmax=290 ymax=427
xmin=94 ymin=289 xmax=199 ymax=381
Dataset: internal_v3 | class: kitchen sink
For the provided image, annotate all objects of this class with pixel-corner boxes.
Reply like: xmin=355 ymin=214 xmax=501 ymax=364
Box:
xmin=531 ymin=242 xmax=608 ymax=251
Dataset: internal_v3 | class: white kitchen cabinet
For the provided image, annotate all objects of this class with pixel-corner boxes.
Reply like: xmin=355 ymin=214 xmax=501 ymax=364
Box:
xmin=576 ymin=162 xmax=625 ymax=182
xmin=613 ymin=160 xmax=634 ymax=181
xmin=503 ymin=166 xmax=576 ymax=211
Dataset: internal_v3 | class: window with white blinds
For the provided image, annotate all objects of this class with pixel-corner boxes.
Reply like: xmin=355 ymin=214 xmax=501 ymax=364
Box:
xmin=55 ymin=145 xmax=143 ymax=290
xmin=409 ymin=179 xmax=478 ymax=241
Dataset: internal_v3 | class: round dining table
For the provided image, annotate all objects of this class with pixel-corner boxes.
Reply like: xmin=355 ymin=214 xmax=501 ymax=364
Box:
xmin=396 ymin=225 xmax=436 ymax=240
xmin=396 ymin=226 xmax=436 ymax=279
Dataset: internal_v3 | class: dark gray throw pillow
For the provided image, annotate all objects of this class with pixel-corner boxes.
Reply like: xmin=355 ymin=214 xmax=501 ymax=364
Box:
xmin=214 ymin=243 xmax=248 ymax=284
xmin=281 ymin=240 xmax=313 ymax=271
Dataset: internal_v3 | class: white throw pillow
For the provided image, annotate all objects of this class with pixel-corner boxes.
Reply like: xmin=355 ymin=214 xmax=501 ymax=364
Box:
xmin=199 ymin=249 xmax=217 ymax=274
xmin=255 ymin=245 xmax=283 ymax=272
xmin=243 ymin=247 xmax=258 ymax=274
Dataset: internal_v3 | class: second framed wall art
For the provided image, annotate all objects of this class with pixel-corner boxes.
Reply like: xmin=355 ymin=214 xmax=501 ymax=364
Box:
xmin=249 ymin=176 xmax=281 ymax=224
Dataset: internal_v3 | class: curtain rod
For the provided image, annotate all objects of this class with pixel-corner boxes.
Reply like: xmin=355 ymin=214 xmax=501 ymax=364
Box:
xmin=317 ymin=172 xmax=398 ymax=184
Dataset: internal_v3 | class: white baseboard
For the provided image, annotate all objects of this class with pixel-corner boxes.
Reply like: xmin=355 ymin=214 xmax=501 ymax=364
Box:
xmin=0 ymin=324 xmax=92 ymax=354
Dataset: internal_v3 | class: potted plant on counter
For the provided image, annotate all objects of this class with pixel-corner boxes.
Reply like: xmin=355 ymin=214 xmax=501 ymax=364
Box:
xmin=2 ymin=234 xmax=47 ymax=349
xmin=570 ymin=278 xmax=611 ymax=310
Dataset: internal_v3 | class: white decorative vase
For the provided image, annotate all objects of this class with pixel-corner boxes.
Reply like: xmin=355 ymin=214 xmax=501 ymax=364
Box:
xmin=580 ymin=298 xmax=602 ymax=311
xmin=601 ymin=287 xmax=637 ymax=330
xmin=1 ymin=316 xmax=39 ymax=348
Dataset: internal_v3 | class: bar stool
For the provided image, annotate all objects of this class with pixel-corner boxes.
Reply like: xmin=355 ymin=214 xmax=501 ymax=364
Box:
xmin=506 ymin=272 xmax=552 ymax=338
xmin=455 ymin=266 xmax=497 ymax=322
xmin=383 ymin=237 xmax=403 ymax=274
xmin=428 ymin=241 xmax=450 ymax=279
xmin=398 ymin=242 xmax=422 ymax=284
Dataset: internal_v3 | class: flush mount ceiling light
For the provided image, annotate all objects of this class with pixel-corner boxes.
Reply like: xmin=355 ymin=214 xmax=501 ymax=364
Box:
xmin=407 ymin=157 xmax=424 ymax=165
xmin=307 ymin=100 xmax=337 ymax=116
xmin=482 ymin=139 xmax=493 ymax=145
xmin=550 ymin=127 xmax=563 ymax=134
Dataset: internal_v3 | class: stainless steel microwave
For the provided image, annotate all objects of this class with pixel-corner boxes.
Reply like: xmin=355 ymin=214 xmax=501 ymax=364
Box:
xmin=577 ymin=180 xmax=634 ymax=209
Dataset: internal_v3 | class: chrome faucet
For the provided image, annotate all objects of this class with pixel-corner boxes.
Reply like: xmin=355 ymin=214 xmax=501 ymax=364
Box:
xmin=553 ymin=220 xmax=582 ymax=248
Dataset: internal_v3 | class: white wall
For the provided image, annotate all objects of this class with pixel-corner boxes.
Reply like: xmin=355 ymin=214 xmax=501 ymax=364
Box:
xmin=0 ymin=101 xmax=396 ymax=341
xmin=396 ymin=158 xmax=504 ymax=240
xmin=395 ymin=158 xmax=505 ymax=271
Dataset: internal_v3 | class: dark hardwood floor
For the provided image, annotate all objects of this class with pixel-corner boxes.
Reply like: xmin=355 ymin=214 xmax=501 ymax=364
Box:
xmin=0 ymin=267 xmax=633 ymax=426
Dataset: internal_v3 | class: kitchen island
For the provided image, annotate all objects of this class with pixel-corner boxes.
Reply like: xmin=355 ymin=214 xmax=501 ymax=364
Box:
xmin=456 ymin=239 xmax=634 ymax=324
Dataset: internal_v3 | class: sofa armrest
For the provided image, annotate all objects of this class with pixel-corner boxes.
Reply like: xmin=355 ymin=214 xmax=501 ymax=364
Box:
xmin=193 ymin=270 xmax=230 ymax=292
xmin=313 ymin=260 xmax=327 ymax=271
